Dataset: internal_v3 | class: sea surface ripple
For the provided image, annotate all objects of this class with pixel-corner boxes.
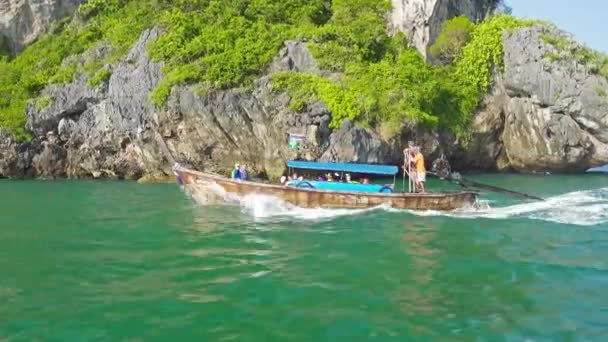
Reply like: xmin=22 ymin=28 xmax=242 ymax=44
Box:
xmin=1 ymin=174 xmax=607 ymax=340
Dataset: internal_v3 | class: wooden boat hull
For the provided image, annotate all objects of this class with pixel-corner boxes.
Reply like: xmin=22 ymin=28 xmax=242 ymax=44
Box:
xmin=175 ymin=168 xmax=477 ymax=211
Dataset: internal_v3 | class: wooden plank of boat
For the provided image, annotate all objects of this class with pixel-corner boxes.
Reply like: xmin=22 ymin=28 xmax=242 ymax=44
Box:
xmin=175 ymin=167 xmax=477 ymax=211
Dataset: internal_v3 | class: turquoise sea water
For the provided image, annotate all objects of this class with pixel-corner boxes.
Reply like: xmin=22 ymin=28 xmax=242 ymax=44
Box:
xmin=1 ymin=174 xmax=608 ymax=341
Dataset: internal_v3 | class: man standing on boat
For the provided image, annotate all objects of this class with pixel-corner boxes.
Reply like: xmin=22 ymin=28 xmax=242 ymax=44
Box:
xmin=404 ymin=147 xmax=418 ymax=192
xmin=414 ymin=147 xmax=426 ymax=193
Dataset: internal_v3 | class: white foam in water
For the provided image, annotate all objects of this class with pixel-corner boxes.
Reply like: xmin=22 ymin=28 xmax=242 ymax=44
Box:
xmin=405 ymin=187 xmax=608 ymax=226
xmin=187 ymin=182 xmax=608 ymax=226
xmin=186 ymin=182 xmax=377 ymax=221
xmin=238 ymin=194 xmax=377 ymax=221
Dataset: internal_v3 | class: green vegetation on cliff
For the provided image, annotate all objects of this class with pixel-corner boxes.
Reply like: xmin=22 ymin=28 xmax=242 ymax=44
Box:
xmin=0 ymin=0 xmax=154 ymax=140
xmin=540 ymin=32 xmax=608 ymax=78
xmin=454 ymin=15 xmax=533 ymax=103
xmin=275 ymin=13 xmax=532 ymax=139
xmin=0 ymin=0 xmax=583 ymax=142
xmin=0 ymin=0 xmax=331 ymax=139
xmin=430 ymin=16 xmax=475 ymax=64
xmin=147 ymin=0 xmax=331 ymax=107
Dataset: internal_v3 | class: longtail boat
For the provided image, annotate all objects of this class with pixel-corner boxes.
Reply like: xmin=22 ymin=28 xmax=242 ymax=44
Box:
xmin=173 ymin=160 xmax=477 ymax=211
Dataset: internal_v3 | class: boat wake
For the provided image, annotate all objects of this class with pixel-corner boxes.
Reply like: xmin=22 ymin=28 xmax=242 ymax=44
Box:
xmin=185 ymin=183 xmax=378 ymax=221
xmin=404 ymin=187 xmax=608 ymax=227
xmin=186 ymin=183 xmax=608 ymax=226
xmin=238 ymin=194 xmax=380 ymax=221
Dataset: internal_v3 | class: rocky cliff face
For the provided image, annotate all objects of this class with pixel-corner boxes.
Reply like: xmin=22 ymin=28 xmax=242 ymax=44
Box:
xmin=2 ymin=17 xmax=608 ymax=179
xmin=0 ymin=0 xmax=85 ymax=55
xmin=461 ymin=25 xmax=608 ymax=172
xmin=389 ymin=0 xmax=495 ymax=58
xmin=297 ymin=24 xmax=608 ymax=173
xmin=0 ymin=28 xmax=332 ymax=179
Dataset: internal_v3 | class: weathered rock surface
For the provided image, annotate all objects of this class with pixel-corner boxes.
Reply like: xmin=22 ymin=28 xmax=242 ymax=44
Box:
xmin=320 ymin=120 xmax=396 ymax=163
xmin=26 ymin=80 xmax=103 ymax=136
xmin=0 ymin=130 xmax=37 ymax=177
xmin=389 ymin=0 xmax=496 ymax=58
xmin=0 ymin=0 xmax=85 ymax=55
xmin=319 ymin=119 xmax=457 ymax=169
xmin=462 ymin=25 xmax=608 ymax=172
xmin=2 ymin=22 xmax=608 ymax=179
xmin=1 ymin=32 xmax=332 ymax=179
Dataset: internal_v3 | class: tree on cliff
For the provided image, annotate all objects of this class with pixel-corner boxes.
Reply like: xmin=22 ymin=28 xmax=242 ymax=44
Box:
xmin=429 ymin=16 xmax=474 ymax=64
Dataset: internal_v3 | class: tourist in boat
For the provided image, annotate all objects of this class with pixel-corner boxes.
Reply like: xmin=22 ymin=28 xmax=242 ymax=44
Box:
xmin=231 ymin=163 xmax=242 ymax=180
xmin=241 ymin=164 xmax=249 ymax=181
xmin=280 ymin=175 xmax=287 ymax=184
xmin=345 ymin=173 xmax=359 ymax=183
xmin=414 ymin=147 xmax=426 ymax=193
xmin=285 ymin=173 xmax=301 ymax=186
xmin=285 ymin=172 xmax=299 ymax=185
xmin=361 ymin=177 xmax=369 ymax=184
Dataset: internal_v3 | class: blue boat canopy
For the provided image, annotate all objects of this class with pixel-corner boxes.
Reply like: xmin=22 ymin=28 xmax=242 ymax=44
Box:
xmin=287 ymin=160 xmax=398 ymax=176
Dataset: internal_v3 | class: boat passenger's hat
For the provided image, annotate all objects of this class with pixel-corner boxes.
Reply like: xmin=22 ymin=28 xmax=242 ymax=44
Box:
xmin=235 ymin=163 xmax=240 ymax=167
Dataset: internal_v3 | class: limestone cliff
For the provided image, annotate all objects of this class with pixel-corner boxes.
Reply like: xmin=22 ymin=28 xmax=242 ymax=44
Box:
xmin=461 ymin=25 xmax=608 ymax=172
xmin=1 ymin=3 xmax=608 ymax=179
xmin=3 ymin=24 xmax=608 ymax=179
xmin=389 ymin=0 xmax=496 ymax=58
xmin=0 ymin=29 xmax=331 ymax=179
xmin=0 ymin=0 xmax=85 ymax=55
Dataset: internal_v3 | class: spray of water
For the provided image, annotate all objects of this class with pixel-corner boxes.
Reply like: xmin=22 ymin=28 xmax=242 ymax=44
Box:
xmin=405 ymin=187 xmax=608 ymax=226
xmin=185 ymin=183 xmax=608 ymax=226
xmin=238 ymin=194 xmax=378 ymax=221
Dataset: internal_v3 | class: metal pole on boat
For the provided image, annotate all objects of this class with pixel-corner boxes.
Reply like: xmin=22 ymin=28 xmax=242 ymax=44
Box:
xmin=404 ymin=149 xmax=412 ymax=193
xmin=408 ymin=153 xmax=412 ymax=193
xmin=402 ymin=163 xmax=406 ymax=193
xmin=403 ymin=149 xmax=407 ymax=193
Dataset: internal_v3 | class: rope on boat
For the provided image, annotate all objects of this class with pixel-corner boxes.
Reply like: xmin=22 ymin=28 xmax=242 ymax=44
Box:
xmin=428 ymin=171 xmax=544 ymax=201
xmin=457 ymin=176 xmax=545 ymax=201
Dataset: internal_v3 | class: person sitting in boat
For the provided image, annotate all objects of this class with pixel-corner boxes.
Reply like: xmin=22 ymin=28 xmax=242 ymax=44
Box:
xmin=345 ymin=173 xmax=359 ymax=184
xmin=241 ymin=164 xmax=249 ymax=181
xmin=326 ymin=173 xmax=334 ymax=182
xmin=361 ymin=177 xmax=369 ymax=184
xmin=285 ymin=173 xmax=300 ymax=186
xmin=414 ymin=147 xmax=426 ymax=193
xmin=280 ymin=175 xmax=287 ymax=184
xmin=285 ymin=173 xmax=298 ymax=185
xmin=231 ymin=163 xmax=242 ymax=180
